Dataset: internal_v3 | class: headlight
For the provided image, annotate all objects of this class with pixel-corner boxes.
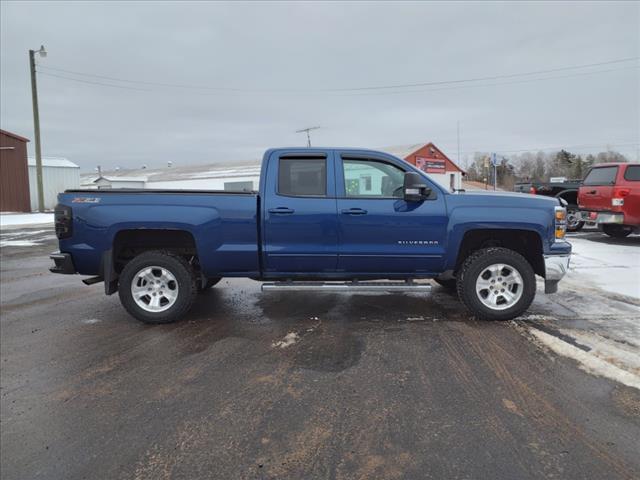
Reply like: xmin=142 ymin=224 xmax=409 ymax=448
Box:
xmin=554 ymin=206 xmax=567 ymax=240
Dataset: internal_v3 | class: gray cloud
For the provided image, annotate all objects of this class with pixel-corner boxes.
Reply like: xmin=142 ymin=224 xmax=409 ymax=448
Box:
xmin=1 ymin=1 xmax=638 ymax=171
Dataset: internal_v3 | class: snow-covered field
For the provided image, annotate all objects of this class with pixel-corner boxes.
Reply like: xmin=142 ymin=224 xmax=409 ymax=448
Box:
xmin=0 ymin=213 xmax=54 ymax=229
xmin=528 ymin=230 xmax=640 ymax=389
xmin=568 ymin=232 xmax=640 ymax=299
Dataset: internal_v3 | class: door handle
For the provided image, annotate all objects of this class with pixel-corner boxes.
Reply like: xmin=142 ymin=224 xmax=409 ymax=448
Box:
xmin=341 ymin=208 xmax=368 ymax=215
xmin=587 ymin=190 xmax=597 ymax=195
xmin=268 ymin=207 xmax=295 ymax=214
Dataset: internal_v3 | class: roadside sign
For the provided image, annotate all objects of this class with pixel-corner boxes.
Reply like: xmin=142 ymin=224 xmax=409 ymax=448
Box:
xmin=416 ymin=156 xmax=446 ymax=173
xmin=491 ymin=153 xmax=498 ymax=166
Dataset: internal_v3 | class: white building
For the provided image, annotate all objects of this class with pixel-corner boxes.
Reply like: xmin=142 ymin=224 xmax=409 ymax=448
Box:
xmin=28 ymin=157 xmax=80 ymax=210
xmin=91 ymin=176 xmax=148 ymax=189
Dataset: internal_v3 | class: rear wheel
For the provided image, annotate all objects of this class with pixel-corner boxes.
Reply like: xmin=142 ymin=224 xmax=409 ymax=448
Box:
xmin=118 ymin=251 xmax=197 ymax=324
xmin=602 ymin=224 xmax=633 ymax=238
xmin=457 ymin=247 xmax=536 ymax=321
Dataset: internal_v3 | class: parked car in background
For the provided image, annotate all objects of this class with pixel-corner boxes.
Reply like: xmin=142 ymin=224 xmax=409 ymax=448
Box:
xmin=578 ymin=163 xmax=640 ymax=238
xmin=514 ymin=178 xmax=584 ymax=231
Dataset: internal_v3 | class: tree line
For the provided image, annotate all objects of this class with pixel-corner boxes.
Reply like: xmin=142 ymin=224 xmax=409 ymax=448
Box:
xmin=464 ymin=149 xmax=631 ymax=189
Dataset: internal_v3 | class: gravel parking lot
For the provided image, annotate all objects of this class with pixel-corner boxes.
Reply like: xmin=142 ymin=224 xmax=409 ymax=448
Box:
xmin=1 ymin=225 xmax=639 ymax=480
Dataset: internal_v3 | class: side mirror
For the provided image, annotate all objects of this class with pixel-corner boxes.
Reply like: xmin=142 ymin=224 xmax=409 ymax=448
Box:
xmin=403 ymin=172 xmax=431 ymax=202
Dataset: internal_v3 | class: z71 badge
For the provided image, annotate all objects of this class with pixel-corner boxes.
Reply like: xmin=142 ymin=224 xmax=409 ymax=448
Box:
xmin=72 ymin=197 xmax=101 ymax=203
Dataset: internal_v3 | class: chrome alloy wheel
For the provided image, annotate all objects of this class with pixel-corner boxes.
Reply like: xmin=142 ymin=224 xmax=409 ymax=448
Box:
xmin=475 ymin=263 xmax=523 ymax=310
xmin=567 ymin=210 xmax=580 ymax=229
xmin=131 ymin=266 xmax=179 ymax=312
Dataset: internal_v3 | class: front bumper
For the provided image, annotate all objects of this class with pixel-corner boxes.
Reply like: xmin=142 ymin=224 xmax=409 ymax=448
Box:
xmin=50 ymin=251 xmax=76 ymax=274
xmin=543 ymin=254 xmax=570 ymax=293
xmin=579 ymin=211 xmax=624 ymax=224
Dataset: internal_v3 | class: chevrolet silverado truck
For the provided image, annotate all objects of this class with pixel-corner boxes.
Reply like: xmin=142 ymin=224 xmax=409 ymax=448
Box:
xmin=50 ymin=148 xmax=571 ymax=324
xmin=578 ymin=162 xmax=640 ymax=238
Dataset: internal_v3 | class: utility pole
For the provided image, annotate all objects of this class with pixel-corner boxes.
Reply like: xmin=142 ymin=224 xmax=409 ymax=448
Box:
xmin=29 ymin=45 xmax=47 ymax=212
xmin=456 ymin=121 xmax=461 ymax=166
xmin=491 ymin=153 xmax=498 ymax=190
xmin=295 ymin=126 xmax=321 ymax=147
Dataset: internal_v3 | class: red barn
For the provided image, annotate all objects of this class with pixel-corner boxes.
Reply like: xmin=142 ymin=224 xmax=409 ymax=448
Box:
xmin=0 ymin=129 xmax=31 ymax=212
xmin=383 ymin=142 xmax=465 ymax=191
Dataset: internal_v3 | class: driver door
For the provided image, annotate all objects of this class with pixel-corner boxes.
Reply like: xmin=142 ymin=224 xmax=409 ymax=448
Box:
xmin=336 ymin=155 xmax=448 ymax=275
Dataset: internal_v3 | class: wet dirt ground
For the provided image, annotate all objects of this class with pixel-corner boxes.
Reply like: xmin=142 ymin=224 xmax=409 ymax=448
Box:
xmin=1 ymin=229 xmax=639 ymax=479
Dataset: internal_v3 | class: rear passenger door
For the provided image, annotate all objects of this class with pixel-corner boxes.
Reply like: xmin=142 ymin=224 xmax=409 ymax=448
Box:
xmin=262 ymin=152 xmax=339 ymax=274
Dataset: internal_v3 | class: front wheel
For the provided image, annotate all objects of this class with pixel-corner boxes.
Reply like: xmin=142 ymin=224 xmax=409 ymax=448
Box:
xmin=601 ymin=224 xmax=633 ymax=238
xmin=457 ymin=247 xmax=536 ymax=321
xmin=118 ymin=251 xmax=197 ymax=324
xmin=566 ymin=207 xmax=585 ymax=232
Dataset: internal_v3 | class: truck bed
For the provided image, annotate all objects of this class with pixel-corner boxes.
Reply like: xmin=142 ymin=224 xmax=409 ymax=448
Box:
xmin=65 ymin=189 xmax=258 ymax=195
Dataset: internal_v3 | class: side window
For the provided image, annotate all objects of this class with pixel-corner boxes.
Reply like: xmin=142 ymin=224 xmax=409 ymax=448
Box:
xmin=624 ymin=165 xmax=640 ymax=181
xmin=278 ymin=158 xmax=327 ymax=196
xmin=342 ymin=159 xmax=405 ymax=198
xmin=583 ymin=166 xmax=618 ymax=186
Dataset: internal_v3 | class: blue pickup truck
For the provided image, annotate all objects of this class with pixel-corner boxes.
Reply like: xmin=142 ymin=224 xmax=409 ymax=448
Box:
xmin=51 ymin=148 xmax=571 ymax=324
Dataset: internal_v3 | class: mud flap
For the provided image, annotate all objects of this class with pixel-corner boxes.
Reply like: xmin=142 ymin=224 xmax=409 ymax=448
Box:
xmin=102 ymin=250 xmax=119 ymax=295
xmin=545 ymin=280 xmax=559 ymax=294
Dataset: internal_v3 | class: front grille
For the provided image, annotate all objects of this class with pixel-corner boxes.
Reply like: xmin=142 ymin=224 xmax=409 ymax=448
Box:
xmin=54 ymin=204 xmax=73 ymax=239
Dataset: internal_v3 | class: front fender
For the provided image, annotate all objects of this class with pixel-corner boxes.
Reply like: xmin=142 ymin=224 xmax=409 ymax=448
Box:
xmin=444 ymin=205 xmax=552 ymax=271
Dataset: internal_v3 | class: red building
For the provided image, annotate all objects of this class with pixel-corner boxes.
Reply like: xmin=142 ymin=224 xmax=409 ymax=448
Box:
xmin=384 ymin=142 xmax=466 ymax=191
xmin=0 ymin=129 xmax=31 ymax=212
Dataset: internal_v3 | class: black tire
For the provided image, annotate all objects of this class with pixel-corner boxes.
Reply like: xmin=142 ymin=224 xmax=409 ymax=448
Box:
xmin=456 ymin=247 xmax=536 ymax=321
xmin=566 ymin=207 xmax=585 ymax=232
xmin=434 ymin=278 xmax=457 ymax=290
xmin=198 ymin=277 xmax=222 ymax=292
xmin=118 ymin=251 xmax=197 ymax=324
xmin=601 ymin=224 xmax=633 ymax=238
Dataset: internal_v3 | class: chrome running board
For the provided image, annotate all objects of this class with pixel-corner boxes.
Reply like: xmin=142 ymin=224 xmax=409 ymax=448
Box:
xmin=261 ymin=280 xmax=431 ymax=292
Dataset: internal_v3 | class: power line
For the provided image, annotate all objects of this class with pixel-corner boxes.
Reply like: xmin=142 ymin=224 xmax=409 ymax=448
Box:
xmin=38 ymin=64 xmax=639 ymax=97
xmin=37 ymin=56 xmax=639 ymax=94
xmin=38 ymin=71 xmax=150 ymax=91
xmin=335 ymin=65 xmax=639 ymax=97
xmin=327 ymin=57 xmax=640 ymax=92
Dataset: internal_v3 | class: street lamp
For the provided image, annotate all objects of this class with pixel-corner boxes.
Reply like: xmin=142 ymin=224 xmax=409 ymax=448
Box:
xmin=29 ymin=45 xmax=46 ymax=212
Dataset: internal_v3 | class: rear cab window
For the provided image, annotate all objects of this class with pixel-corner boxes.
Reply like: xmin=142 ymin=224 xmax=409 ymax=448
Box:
xmin=583 ymin=166 xmax=618 ymax=186
xmin=278 ymin=158 xmax=327 ymax=196
xmin=623 ymin=165 xmax=640 ymax=181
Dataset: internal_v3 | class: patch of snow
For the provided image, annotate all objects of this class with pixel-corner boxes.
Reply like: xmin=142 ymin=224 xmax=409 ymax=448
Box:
xmin=567 ymin=236 xmax=640 ymax=299
xmin=0 ymin=229 xmax=50 ymax=238
xmin=272 ymin=332 xmax=299 ymax=349
xmin=0 ymin=240 xmax=42 ymax=247
xmin=0 ymin=213 xmax=54 ymax=228
xmin=82 ymin=318 xmax=101 ymax=325
xmin=530 ymin=328 xmax=640 ymax=390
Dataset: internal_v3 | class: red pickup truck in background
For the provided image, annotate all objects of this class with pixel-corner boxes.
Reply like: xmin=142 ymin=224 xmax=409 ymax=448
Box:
xmin=578 ymin=163 xmax=640 ymax=238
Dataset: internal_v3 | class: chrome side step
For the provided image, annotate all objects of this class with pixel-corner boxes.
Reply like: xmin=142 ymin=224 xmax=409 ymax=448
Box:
xmin=261 ymin=280 xmax=431 ymax=292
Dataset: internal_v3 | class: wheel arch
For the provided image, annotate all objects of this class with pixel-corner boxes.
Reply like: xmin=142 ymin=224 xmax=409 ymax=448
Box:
xmin=555 ymin=189 xmax=578 ymax=207
xmin=103 ymin=228 xmax=199 ymax=295
xmin=453 ymin=228 xmax=545 ymax=278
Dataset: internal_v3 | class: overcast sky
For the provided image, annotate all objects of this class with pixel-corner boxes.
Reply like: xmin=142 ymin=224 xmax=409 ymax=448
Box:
xmin=1 ymin=1 xmax=638 ymax=171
